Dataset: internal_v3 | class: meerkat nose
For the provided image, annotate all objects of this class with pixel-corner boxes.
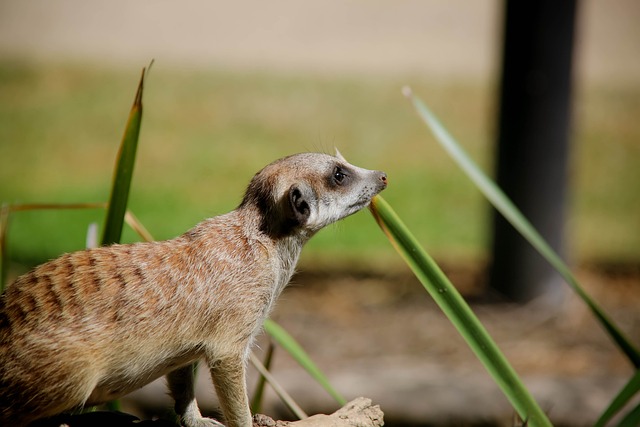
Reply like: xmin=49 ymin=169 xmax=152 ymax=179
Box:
xmin=379 ymin=172 xmax=388 ymax=187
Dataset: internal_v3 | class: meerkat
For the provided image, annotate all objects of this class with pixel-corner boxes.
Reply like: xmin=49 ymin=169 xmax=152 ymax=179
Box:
xmin=0 ymin=151 xmax=387 ymax=427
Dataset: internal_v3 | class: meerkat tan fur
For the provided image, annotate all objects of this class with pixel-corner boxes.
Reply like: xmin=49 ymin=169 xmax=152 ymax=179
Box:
xmin=0 ymin=152 xmax=387 ymax=427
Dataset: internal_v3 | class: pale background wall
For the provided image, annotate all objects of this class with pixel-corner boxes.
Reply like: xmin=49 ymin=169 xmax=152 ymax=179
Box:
xmin=1 ymin=0 xmax=638 ymax=84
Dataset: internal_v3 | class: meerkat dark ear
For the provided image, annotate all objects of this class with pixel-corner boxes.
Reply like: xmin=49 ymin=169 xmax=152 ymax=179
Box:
xmin=288 ymin=184 xmax=312 ymax=225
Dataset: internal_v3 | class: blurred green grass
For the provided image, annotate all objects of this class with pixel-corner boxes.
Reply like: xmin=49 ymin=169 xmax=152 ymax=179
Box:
xmin=1 ymin=61 xmax=638 ymax=273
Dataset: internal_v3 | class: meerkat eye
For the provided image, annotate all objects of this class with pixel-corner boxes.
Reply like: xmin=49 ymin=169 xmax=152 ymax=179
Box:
xmin=333 ymin=167 xmax=347 ymax=185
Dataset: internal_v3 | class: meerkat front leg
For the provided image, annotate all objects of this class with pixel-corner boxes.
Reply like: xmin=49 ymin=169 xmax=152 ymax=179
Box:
xmin=207 ymin=353 xmax=253 ymax=427
xmin=168 ymin=363 xmax=223 ymax=427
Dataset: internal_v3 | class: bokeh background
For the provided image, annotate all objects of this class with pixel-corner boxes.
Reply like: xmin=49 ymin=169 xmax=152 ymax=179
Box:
xmin=0 ymin=1 xmax=639 ymax=425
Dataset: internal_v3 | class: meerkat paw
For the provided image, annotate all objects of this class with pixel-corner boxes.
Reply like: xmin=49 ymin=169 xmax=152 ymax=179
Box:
xmin=177 ymin=399 xmax=226 ymax=427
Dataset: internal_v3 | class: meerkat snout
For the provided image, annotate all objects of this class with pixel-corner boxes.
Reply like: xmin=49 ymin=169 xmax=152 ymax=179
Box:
xmin=0 ymin=152 xmax=386 ymax=427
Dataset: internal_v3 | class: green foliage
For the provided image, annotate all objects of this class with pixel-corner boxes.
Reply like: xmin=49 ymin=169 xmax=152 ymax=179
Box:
xmin=264 ymin=319 xmax=347 ymax=406
xmin=250 ymin=343 xmax=275 ymax=414
xmin=595 ymin=369 xmax=640 ymax=426
xmin=618 ymin=403 xmax=640 ymax=427
xmin=403 ymin=87 xmax=640 ymax=369
xmin=402 ymin=87 xmax=640 ymax=424
xmin=102 ymin=67 xmax=147 ymax=246
xmin=370 ymin=196 xmax=551 ymax=427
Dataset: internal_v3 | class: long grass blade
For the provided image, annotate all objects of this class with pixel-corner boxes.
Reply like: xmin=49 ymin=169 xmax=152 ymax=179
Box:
xmin=4 ymin=202 xmax=106 ymax=212
xmin=403 ymin=87 xmax=640 ymax=369
xmin=251 ymin=343 xmax=275 ymax=414
xmin=124 ymin=210 xmax=155 ymax=243
xmin=595 ymin=369 xmax=640 ymax=427
xmin=264 ymin=319 xmax=347 ymax=406
xmin=249 ymin=352 xmax=308 ymax=420
xmin=101 ymin=67 xmax=147 ymax=246
xmin=618 ymin=402 xmax=640 ymax=427
xmin=369 ymin=196 xmax=551 ymax=427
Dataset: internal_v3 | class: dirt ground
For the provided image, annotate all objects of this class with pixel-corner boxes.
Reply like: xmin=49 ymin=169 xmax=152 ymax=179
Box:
xmin=120 ymin=262 xmax=639 ymax=426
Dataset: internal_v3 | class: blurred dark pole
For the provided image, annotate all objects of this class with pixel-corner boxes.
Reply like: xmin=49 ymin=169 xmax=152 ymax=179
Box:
xmin=489 ymin=1 xmax=577 ymax=302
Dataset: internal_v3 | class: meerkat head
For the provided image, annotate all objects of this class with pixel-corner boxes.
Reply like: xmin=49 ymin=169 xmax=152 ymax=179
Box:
xmin=240 ymin=151 xmax=387 ymax=238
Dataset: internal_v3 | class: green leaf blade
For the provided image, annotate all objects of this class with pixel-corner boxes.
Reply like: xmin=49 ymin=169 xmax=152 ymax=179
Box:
xmin=370 ymin=196 xmax=551 ymax=427
xmin=404 ymin=88 xmax=640 ymax=369
xmin=250 ymin=343 xmax=275 ymax=414
xmin=595 ymin=369 xmax=640 ymax=427
xmin=101 ymin=68 xmax=146 ymax=246
xmin=264 ymin=319 xmax=347 ymax=406
xmin=618 ymin=402 xmax=640 ymax=427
